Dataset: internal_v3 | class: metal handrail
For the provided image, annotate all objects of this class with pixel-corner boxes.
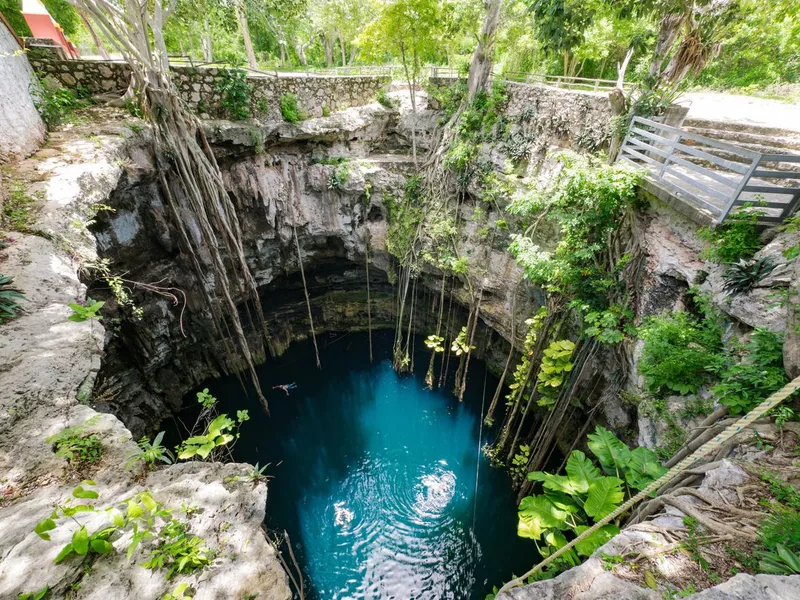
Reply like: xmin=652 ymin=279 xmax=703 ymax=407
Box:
xmin=429 ymin=65 xmax=631 ymax=91
xmin=618 ymin=116 xmax=800 ymax=224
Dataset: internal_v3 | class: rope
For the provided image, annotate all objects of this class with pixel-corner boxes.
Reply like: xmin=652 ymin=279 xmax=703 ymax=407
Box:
xmin=496 ymin=374 xmax=800 ymax=597
xmin=473 ymin=365 xmax=488 ymax=532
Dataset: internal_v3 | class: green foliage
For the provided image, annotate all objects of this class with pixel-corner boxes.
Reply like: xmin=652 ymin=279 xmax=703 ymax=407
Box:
xmin=759 ymin=509 xmax=800 ymax=555
xmin=48 ymin=421 xmax=103 ymax=471
xmin=698 ymin=209 xmax=762 ymax=263
xmin=17 ymin=588 xmax=48 ymax=600
xmin=176 ymin=414 xmax=240 ymax=460
xmin=425 ymin=334 xmax=445 ymax=353
xmin=761 ymin=471 xmax=800 ymax=510
xmin=0 ymin=274 xmax=25 ymax=324
xmin=757 ymin=544 xmax=800 ymax=575
xmin=0 ymin=0 xmax=31 ymax=35
xmin=216 ymin=69 xmax=252 ymax=120
xmin=32 ymin=81 xmax=87 ymax=130
xmin=536 ymin=339 xmax=575 ymax=408
xmin=638 ymin=306 xmax=723 ymax=396
xmin=376 ymin=88 xmax=393 ymax=108
xmin=196 ymin=387 xmax=216 ymax=409
xmin=722 ymin=257 xmax=776 ymax=296
xmin=3 ymin=178 xmax=38 ymax=230
xmin=143 ymin=519 xmax=214 ymax=579
xmin=508 ymin=153 xmax=640 ymax=306
xmin=41 ymin=0 xmax=79 ymax=36
xmin=385 ymin=178 xmax=424 ymax=264
xmin=68 ymin=300 xmax=105 ymax=322
xmin=85 ymin=258 xmax=144 ymax=320
xmin=579 ymin=303 xmax=635 ymax=345
xmin=450 ymin=326 xmax=475 ymax=356
xmin=280 ymin=93 xmax=301 ymax=123
xmin=517 ymin=427 xmax=665 ymax=563
xmin=711 ymin=328 xmax=787 ymax=414
xmin=126 ymin=431 xmax=175 ymax=470
xmin=226 ymin=462 xmax=273 ymax=484
xmin=510 ymin=444 xmax=531 ymax=486
xmin=327 ymin=165 xmax=349 ymax=190
xmin=163 ymin=583 xmax=193 ymax=600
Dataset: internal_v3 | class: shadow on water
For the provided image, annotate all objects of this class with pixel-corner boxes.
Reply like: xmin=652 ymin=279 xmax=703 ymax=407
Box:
xmin=169 ymin=330 xmax=541 ymax=599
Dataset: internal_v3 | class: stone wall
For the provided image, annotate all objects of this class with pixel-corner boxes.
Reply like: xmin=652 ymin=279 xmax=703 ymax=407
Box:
xmin=429 ymin=77 xmax=612 ymax=152
xmin=29 ymin=58 xmax=390 ymax=120
xmin=0 ymin=22 xmax=45 ymax=160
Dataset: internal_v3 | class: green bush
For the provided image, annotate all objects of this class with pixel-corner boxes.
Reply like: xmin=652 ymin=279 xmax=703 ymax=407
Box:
xmin=215 ymin=68 xmax=251 ymax=120
xmin=711 ymin=328 xmax=787 ymax=414
xmin=376 ymin=88 xmax=393 ymax=108
xmin=698 ymin=209 xmax=762 ymax=263
xmin=31 ymin=82 xmax=86 ymax=129
xmin=0 ymin=0 xmax=32 ymax=36
xmin=48 ymin=426 xmax=103 ymax=471
xmin=638 ymin=308 xmax=723 ymax=396
xmin=760 ymin=509 xmax=800 ymax=554
xmin=280 ymin=93 xmax=301 ymax=123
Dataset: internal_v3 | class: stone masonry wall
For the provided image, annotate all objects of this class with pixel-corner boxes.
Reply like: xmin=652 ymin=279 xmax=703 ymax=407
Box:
xmin=29 ymin=58 xmax=390 ymax=120
xmin=0 ymin=22 xmax=45 ymax=160
xmin=429 ymin=77 xmax=612 ymax=152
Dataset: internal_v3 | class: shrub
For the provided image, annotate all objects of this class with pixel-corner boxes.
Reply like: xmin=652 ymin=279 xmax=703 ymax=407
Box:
xmin=638 ymin=309 xmax=723 ymax=396
xmin=711 ymin=328 xmax=787 ymax=414
xmin=376 ymin=88 xmax=393 ymax=108
xmin=760 ymin=508 xmax=800 ymax=554
xmin=0 ymin=274 xmax=25 ymax=323
xmin=31 ymin=81 xmax=86 ymax=129
xmin=216 ymin=68 xmax=251 ymax=120
xmin=698 ymin=209 xmax=762 ymax=263
xmin=518 ymin=426 xmax=666 ymax=565
xmin=327 ymin=165 xmax=348 ymax=190
xmin=48 ymin=426 xmax=103 ymax=471
xmin=3 ymin=179 xmax=37 ymax=230
xmin=280 ymin=93 xmax=301 ymax=123
xmin=722 ymin=257 xmax=775 ymax=296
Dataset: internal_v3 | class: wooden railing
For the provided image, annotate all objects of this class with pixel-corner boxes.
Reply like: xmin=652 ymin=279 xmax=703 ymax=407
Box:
xmin=429 ymin=66 xmax=630 ymax=92
xmin=618 ymin=116 xmax=800 ymax=224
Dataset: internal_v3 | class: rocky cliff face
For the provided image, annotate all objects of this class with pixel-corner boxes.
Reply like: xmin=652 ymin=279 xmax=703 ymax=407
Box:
xmin=0 ymin=112 xmax=290 ymax=600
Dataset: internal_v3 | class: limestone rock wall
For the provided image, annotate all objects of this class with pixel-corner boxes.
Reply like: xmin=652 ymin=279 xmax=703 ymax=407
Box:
xmin=0 ymin=113 xmax=290 ymax=600
xmin=29 ymin=58 xmax=389 ymax=120
xmin=0 ymin=21 xmax=45 ymax=161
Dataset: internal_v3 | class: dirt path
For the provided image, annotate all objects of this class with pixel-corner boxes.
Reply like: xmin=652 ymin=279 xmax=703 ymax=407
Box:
xmin=680 ymin=91 xmax=800 ymax=131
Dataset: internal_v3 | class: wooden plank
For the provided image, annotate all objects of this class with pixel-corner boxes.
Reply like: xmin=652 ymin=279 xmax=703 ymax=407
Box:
xmin=661 ymin=166 xmax=732 ymax=204
xmin=631 ymin=117 xmax=761 ymax=160
xmin=754 ymin=169 xmax=800 ymax=178
xmin=663 ymin=153 xmax=742 ymax=189
xmin=621 ymin=146 xmax=666 ymax=170
xmin=760 ymin=154 xmax=800 ymax=163
xmin=652 ymin=177 xmax=723 ymax=217
xmin=742 ymin=185 xmax=800 ymax=195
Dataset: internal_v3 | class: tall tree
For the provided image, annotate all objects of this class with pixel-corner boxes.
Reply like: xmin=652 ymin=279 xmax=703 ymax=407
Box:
xmin=357 ymin=0 xmax=442 ymax=161
xmin=466 ymin=0 xmax=504 ymax=99
xmin=234 ymin=0 xmax=258 ymax=68
xmin=525 ymin=0 xmax=599 ymax=77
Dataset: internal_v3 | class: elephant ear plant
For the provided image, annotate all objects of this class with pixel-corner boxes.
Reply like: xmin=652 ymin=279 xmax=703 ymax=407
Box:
xmin=517 ymin=426 xmax=666 ymax=572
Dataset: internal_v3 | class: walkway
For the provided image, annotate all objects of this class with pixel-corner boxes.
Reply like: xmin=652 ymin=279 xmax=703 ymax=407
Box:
xmin=679 ymin=91 xmax=800 ymax=133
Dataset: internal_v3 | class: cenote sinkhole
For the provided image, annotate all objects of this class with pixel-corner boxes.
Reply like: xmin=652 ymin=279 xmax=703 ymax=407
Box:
xmin=170 ymin=331 xmax=540 ymax=599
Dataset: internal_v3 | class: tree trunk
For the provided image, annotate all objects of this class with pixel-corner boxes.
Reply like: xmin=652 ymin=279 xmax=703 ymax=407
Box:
xmin=649 ymin=13 xmax=684 ymax=79
xmin=202 ymin=16 xmax=213 ymax=62
xmin=606 ymin=87 xmax=627 ymax=164
xmin=323 ymin=35 xmax=333 ymax=66
xmin=616 ymin=46 xmax=634 ymax=88
xmin=466 ymin=0 xmax=504 ymax=100
xmin=234 ymin=0 xmax=258 ymax=69
xmin=339 ymin=35 xmax=347 ymax=67
xmin=77 ymin=7 xmax=109 ymax=59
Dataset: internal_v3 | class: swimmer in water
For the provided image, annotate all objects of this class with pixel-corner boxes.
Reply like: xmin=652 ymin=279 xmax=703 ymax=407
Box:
xmin=272 ymin=383 xmax=297 ymax=395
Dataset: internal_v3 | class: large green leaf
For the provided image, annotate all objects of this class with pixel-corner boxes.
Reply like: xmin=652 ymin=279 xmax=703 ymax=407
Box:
xmin=625 ymin=447 xmax=667 ymax=491
xmin=584 ymin=477 xmax=624 ymax=519
xmin=544 ymin=488 xmax=581 ymax=513
xmin=565 ymin=450 xmax=601 ymax=494
xmin=518 ymin=496 xmax=568 ymax=540
xmin=587 ymin=426 xmax=631 ymax=475
xmin=72 ymin=526 xmax=89 ymax=556
xmin=528 ymin=471 xmax=582 ymax=495
xmin=573 ymin=524 xmax=620 ymax=557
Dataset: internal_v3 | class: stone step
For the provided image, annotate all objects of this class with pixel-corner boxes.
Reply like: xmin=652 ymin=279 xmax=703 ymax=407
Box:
xmin=683 ymin=117 xmax=800 ymax=138
xmin=683 ymin=126 xmax=800 ymax=153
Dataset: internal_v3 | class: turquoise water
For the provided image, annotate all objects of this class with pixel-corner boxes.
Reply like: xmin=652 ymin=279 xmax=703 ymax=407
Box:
xmin=185 ymin=331 xmax=539 ymax=599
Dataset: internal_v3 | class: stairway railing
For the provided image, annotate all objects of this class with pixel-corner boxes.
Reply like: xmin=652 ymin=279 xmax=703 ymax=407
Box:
xmin=618 ymin=116 xmax=800 ymax=224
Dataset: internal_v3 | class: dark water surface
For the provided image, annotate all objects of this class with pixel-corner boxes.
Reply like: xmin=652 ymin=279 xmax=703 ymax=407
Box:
xmin=180 ymin=331 xmax=539 ymax=599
